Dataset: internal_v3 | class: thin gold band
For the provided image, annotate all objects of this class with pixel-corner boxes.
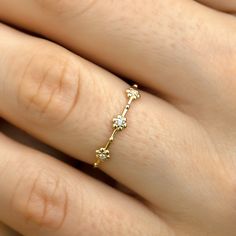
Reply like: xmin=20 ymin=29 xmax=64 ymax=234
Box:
xmin=94 ymin=84 xmax=141 ymax=168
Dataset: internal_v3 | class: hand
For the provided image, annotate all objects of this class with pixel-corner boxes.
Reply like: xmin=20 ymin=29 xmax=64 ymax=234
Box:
xmin=0 ymin=1 xmax=236 ymax=235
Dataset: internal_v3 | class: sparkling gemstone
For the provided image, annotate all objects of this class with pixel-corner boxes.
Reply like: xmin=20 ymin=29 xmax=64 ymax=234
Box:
xmin=96 ymin=148 xmax=110 ymax=161
xmin=126 ymin=87 xmax=140 ymax=100
xmin=113 ymin=115 xmax=127 ymax=130
xmin=100 ymin=154 xmax=107 ymax=160
xmin=117 ymin=118 xmax=123 ymax=126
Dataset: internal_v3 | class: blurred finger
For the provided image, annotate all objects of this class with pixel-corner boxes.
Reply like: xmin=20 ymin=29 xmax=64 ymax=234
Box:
xmin=196 ymin=0 xmax=236 ymax=12
xmin=0 ymin=133 xmax=168 ymax=236
xmin=0 ymin=222 xmax=20 ymax=236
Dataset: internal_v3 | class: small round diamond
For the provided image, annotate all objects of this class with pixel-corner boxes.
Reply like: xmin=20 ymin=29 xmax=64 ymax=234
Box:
xmin=96 ymin=148 xmax=110 ymax=161
xmin=113 ymin=115 xmax=127 ymax=130
xmin=126 ymin=87 xmax=140 ymax=100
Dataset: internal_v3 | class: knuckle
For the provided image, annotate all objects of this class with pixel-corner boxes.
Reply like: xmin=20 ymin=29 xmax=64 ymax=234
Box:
xmin=35 ymin=0 xmax=96 ymax=17
xmin=18 ymin=50 xmax=80 ymax=125
xmin=12 ymin=169 xmax=69 ymax=230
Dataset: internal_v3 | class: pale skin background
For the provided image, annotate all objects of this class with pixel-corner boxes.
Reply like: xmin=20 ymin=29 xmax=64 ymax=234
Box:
xmin=0 ymin=0 xmax=236 ymax=235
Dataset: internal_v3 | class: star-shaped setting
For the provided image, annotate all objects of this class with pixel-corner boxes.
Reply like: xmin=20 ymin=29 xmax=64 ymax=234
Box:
xmin=96 ymin=148 xmax=110 ymax=162
xmin=126 ymin=87 xmax=140 ymax=100
xmin=113 ymin=115 xmax=127 ymax=130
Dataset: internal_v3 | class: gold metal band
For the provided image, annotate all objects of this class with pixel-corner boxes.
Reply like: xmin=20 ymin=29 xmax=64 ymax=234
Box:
xmin=94 ymin=84 xmax=141 ymax=168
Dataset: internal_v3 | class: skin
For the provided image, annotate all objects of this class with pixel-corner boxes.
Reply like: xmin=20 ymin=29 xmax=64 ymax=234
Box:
xmin=0 ymin=0 xmax=236 ymax=235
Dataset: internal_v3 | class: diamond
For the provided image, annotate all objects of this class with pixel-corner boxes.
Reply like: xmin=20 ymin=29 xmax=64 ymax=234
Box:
xmin=113 ymin=115 xmax=127 ymax=130
xmin=96 ymin=148 xmax=110 ymax=161
xmin=126 ymin=87 xmax=140 ymax=100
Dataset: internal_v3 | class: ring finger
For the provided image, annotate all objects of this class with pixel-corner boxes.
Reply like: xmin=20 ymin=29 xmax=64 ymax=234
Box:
xmin=0 ymin=23 xmax=220 ymax=215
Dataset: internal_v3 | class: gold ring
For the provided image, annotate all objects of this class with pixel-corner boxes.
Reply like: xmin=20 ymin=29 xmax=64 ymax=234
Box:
xmin=94 ymin=84 xmax=141 ymax=168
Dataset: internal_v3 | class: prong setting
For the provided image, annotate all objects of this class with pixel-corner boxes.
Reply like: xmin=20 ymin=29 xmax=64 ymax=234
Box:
xmin=126 ymin=86 xmax=140 ymax=100
xmin=96 ymin=148 xmax=110 ymax=161
xmin=113 ymin=115 xmax=127 ymax=130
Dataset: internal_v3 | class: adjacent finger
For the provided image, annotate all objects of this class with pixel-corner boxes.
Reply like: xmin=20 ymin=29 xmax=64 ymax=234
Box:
xmin=0 ymin=133 xmax=168 ymax=236
xmin=196 ymin=0 xmax=236 ymax=12
xmin=0 ymin=22 xmax=210 ymax=212
xmin=0 ymin=222 xmax=20 ymax=236
xmin=0 ymin=0 xmax=235 ymax=104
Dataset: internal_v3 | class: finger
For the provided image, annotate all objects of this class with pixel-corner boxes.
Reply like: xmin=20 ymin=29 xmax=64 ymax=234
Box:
xmin=0 ymin=0 xmax=235 ymax=103
xmin=0 ymin=222 xmax=20 ymax=236
xmin=1 ymin=23 xmax=230 ymax=232
xmin=0 ymin=133 xmax=168 ymax=236
xmin=196 ymin=0 xmax=236 ymax=12
xmin=0 ymin=23 xmax=232 ymax=235
xmin=0 ymin=120 xmax=119 ymax=187
xmin=0 ymin=22 xmax=209 ymax=212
